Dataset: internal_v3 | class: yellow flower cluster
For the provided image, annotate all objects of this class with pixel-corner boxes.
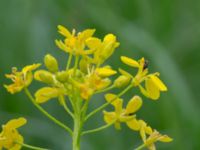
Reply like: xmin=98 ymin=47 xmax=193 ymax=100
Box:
xmin=4 ymin=64 xmax=40 ymax=94
xmin=0 ymin=118 xmax=26 ymax=150
xmin=4 ymin=25 xmax=172 ymax=150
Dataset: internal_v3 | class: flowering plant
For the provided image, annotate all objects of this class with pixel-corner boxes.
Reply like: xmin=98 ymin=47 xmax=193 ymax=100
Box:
xmin=2 ymin=25 xmax=172 ymax=150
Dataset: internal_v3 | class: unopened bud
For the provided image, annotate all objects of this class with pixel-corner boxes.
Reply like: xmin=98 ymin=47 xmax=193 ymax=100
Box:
xmin=44 ymin=54 xmax=59 ymax=73
xmin=114 ymin=75 xmax=130 ymax=88
xmin=56 ymin=71 xmax=69 ymax=83
xmin=34 ymin=70 xmax=54 ymax=84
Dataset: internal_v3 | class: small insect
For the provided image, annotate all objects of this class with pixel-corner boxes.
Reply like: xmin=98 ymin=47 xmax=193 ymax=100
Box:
xmin=143 ymin=59 xmax=149 ymax=70
xmin=127 ymin=113 xmax=135 ymax=116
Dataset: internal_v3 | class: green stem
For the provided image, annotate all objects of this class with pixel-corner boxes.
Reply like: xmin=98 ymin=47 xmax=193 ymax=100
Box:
xmin=134 ymin=144 xmax=146 ymax=150
xmin=85 ymin=84 xmax=133 ymax=121
xmin=72 ymin=117 xmax=82 ymax=150
xmin=82 ymin=122 xmax=114 ymax=135
xmin=70 ymin=92 xmax=83 ymax=150
xmin=95 ymin=85 xmax=115 ymax=94
xmin=15 ymin=141 xmax=49 ymax=150
xmin=66 ymin=53 xmax=73 ymax=70
xmin=24 ymin=88 xmax=73 ymax=135
xmin=73 ymin=56 xmax=79 ymax=76
xmin=62 ymin=98 xmax=74 ymax=119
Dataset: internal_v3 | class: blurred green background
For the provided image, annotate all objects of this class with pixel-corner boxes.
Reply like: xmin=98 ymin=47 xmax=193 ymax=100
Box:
xmin=1 ymin=0 xmax=200 ymax=149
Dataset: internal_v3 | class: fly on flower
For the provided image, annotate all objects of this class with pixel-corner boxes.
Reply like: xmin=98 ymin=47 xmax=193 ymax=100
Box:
xmin=120 ymin=56 xmax=167 ymax=100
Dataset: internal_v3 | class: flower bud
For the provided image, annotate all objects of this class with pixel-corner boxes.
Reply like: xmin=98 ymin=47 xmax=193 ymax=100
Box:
xmin=114 ymin=75 xmax=130 ymax=88
xmin=95 ymin=67 xmax=117 ymax=77
xmin=34 ymin=70 xmax=54 ymax=84
xmin=79 ymin=59 xmax=88 ymax=74
xmin=56 ymin=71 xmax=69 ymax=83
xmin=44 ymin=54 xmax=59 ymax=73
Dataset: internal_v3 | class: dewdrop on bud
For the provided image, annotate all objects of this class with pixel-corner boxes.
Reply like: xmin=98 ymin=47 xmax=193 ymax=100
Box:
xmin=44 ymin=54 xmax=59 ymax=73
xmin=114 ymin=75 xmax=130 ymax=88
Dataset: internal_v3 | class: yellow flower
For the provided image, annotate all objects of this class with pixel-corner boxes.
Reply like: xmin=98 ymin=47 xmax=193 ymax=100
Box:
xmin=139 ymin=73 xmax=168 ymax=100
xmin=95 ymin=67 xmax=117 ymax=77
xmin=4 ymin=64 xmax=41 ymax=94
xmin=74 ymin=66 xmax=115 ymax=100
xmin=103 ymin=94 xmax=142 ymax=129
xmin=127 ymin=119 xmax=152 ymax=135
xmin=55 ymin=25 xmax=95 ymax=56
xmin=34 ymin=87 xmax=66 ymax=104
xmin=140 ymin=129 xmax=173 ymax=150
xmin=78 ymin=72 xmax=111 ymax=100
xmin=120 ymin=56 xmax=167 ymax=100
xmin=34 ymin=70 xmax=55 ymax=85
xmin=128 ymin=119 xmax=172 ymax=150
xmin=86 ymin=34 xmax=120 ymax=65
xmin=0 ymin=118 xmax=27 ymax=150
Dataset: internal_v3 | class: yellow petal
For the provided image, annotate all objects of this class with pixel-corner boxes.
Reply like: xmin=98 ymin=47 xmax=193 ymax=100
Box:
xmin=78 ymin=29 xmax=96 ymax=40
xmin=119 ymin=114 xmax=135 ymax=122
xmin=35 ymin=87 xmax=59 ymax=103
xmin=57 ymin=25 xmax=71 ymax=38
xmin=22 ymin=64 xmax=41 ymax=73
xmin=126 ymin=119 xmax=140 ymax=131
xmin=121 ymin=56 xmax=139 ymax=68
xmin=159 ymin=135 xmax=173 ymax=142
xmin=96 ymin=68 xmax=117 ymax=77
xmin=139 ymin=85 xmax=150 ymax=98
xmin=55 ymin=39 xmax=69 ymax=52
xmin=86 ymin=37 xmax=101 ymax=49
xmin=103 ymin=111 xmax=116 ymax=124
xmin=150 ymin=75 xmax=167 ymax=91
xmin=145 ymin=78 xmax=160 ymax=100
xmin=96 ymin=78 xmax=111 ymax=90
xmin=103 ymin=34 xmax=116 ymax=42
xmin=6 ymin=118 xmax=27 ymax=129
xmin=118 ymin=68 xmax=133 ymax=78
xmin=125 ymin=96 xmax=143 ymax=114
xmin=145 ymin=126 xmax=153 ymax=135
xmin=9 ymin=134 xmax=23 ymax=150
xmin=140 ymin=127 xmax=147 ymax=142
xmin=104 ymin=93 xmax=123 ymax=112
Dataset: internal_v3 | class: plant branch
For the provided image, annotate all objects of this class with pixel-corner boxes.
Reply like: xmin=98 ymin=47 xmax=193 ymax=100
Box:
xmin=82 ymin=122 xmax=114 ymax=135
xmin=24 ymin=88 xmax=73 ymax=135
xmin=85 ymin=84 xmax=133 ymax=121
xmin=15 ymin=141 xmax=49 ymax=150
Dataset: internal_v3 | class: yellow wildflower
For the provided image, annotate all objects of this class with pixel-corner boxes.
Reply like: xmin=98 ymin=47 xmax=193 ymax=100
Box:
xmin=0 ymin=118 xmax=27 ymax=150
xmin=120 ymin=56 xmax=167 ymax=100
xmin=103 ymin=94 xmax=142 ymax=129
xmin=127 ymin=119 xmax=152 ymax=134
xmin=34 ymin=87 xmax=65 ymax=104
xmin=55 ymin=25 xmax=95 ymax=56
xmin=4 ymin=64 xmax=41 ymax=94
xmin=78 ymin=72 xmax=111 ymax=100
xmin=86 ymin=34 xmax=120 ymax=65
xmin=139 ymin=73 xmax=168 ymax=100
xmin=95 ymin=67 xmax=117 ymax=77
xmin=140 ymin=129 xmax=173 ymax=150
